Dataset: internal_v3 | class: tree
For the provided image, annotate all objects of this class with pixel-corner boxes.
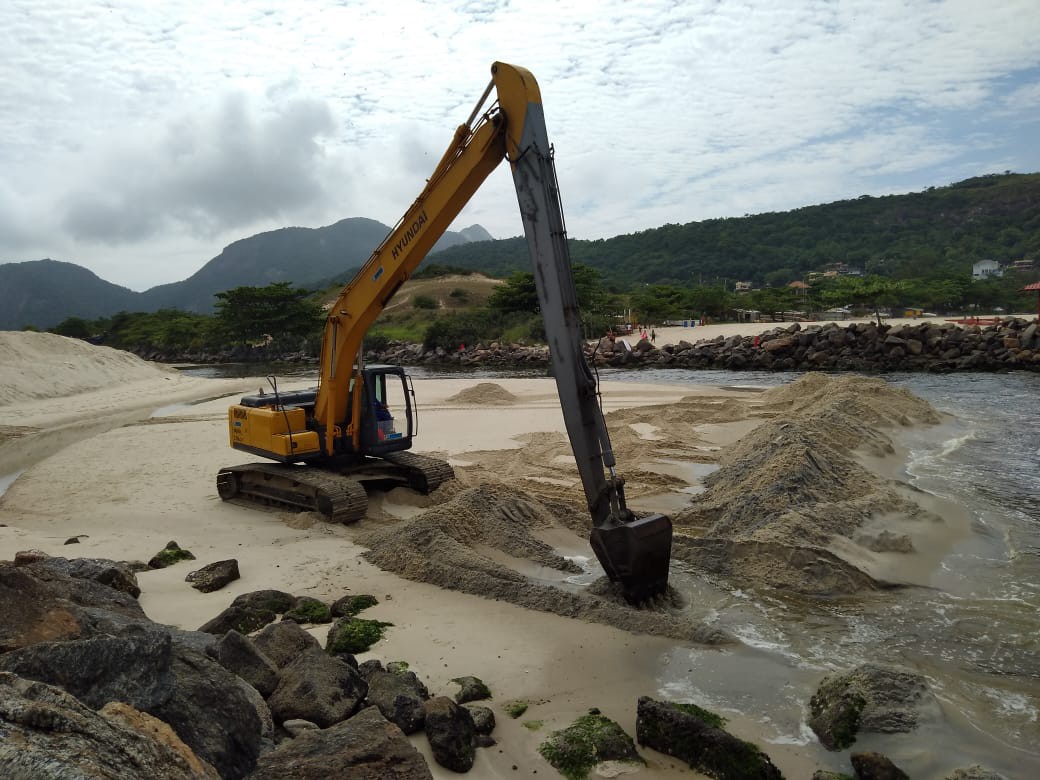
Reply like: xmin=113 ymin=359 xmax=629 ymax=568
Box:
xmin=51 ymin=316 xmax=93 ymax=339
xmin=631 ymin=284 xmax=688 ymax=324
xmin=748 ymin=287 xmax=799 ymax=321
xmin=214 ymin=283 xmax=323 ymax=344
xmin=488 ymin=272 xmax=539 ymax=315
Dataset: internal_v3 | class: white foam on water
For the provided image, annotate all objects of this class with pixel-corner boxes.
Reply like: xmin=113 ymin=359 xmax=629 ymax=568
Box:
xmin=763 ymin=719 xmax=816 ymax=746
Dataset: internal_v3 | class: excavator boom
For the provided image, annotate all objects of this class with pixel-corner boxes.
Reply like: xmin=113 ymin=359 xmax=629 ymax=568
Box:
xmin=222 ymin=62 xmax=672 ymax=603
xmin=498 ymin=65 xmax=673 ymax=602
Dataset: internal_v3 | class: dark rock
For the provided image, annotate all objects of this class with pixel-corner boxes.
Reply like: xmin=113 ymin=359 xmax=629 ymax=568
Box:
xmin=464 ymin=703 xmax=496 ymax=735
xmin=185 ymin=559 xmax=240 ymax=593
xmin=232 ymin=674 xmax=275 ymax=753
xmin=850 ymin=751 xmax=909 ymax=779
xmin=198 ymin=603 xmax=275 ymax=636
xmin=252 ymin=619 xmax=322 ymax=668
xmin=149 ymin=645 xmax=265 ymax=780
xmin=148 ymin=541 xmax=197 ymax=569
xmin=267 ymin=647 xmax=367 ymax=728
xmin=169 ymin=628 xmax=218 ymax=656
xmin=0 ymin=563 xmax=91 ymax=651
xmin=451 ymin=674 xmax=491 ymax=703
xmin=0 ymin=623 xmax=176 ymax=711
xmin=808 ymin=663 xmax=937 ymax=750
xmin=196 ymin=589 xmax=294 ymax=636
xmin=636 ymin=696 xmax=781 ymax=780
xmin=358 ymin=658 xmax=385 ymax=679
xmin=366 ymin=667 xmax=430 ymax=734
xmin=211 ymin=629 xmax=280 ymax=697
xmin=232 ymin=589 xmax=296 ymax=613
xmin=250 ymin=705 xmax=432 ymax=779
xmin=63 ymin=536 xmax=80 ymax=544
xmin=0 ymin=671 xmax=218 ymax=779
xmin=424 ymin=696 xmax=477 ymax=772
xmin=27 ymin=556 xmax=142 ymax=599
xmin=0 ymin=560 xmax=147 ymax=652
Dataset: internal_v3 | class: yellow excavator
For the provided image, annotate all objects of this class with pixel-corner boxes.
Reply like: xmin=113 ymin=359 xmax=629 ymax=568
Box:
xmin=218 ymin=62 xmax=672 ymax=602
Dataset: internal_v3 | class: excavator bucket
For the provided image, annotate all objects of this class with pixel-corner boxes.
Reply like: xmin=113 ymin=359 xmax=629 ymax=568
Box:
xmin=590 ymin=513 xmax=673 ymax=604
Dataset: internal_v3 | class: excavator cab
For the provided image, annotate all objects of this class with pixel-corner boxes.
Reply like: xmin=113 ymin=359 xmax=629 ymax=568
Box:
xmin=356 ymin=366 xmax=415 ymax=455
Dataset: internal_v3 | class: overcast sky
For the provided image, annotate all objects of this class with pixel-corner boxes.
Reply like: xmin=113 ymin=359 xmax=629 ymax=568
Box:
xmin=2 ymin=1 xmax=1038 ymax=291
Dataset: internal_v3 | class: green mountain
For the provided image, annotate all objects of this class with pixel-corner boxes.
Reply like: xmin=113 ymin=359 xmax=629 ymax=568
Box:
xmin=0 ymin=260 xmax=141 ymax=331
xmin=0 ymin=219 xmax=490 ymax=330
xmin=428 ymin=173 xmax=1040 ymax=287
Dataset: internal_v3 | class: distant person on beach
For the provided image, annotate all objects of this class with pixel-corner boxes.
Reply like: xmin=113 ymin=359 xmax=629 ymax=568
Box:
xmin=650 ymin=328 xmax=656 ymax=343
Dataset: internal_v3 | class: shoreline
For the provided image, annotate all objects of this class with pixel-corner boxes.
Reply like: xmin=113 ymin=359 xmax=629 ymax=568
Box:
xmin=1 ymin=332 xmax=1026 ymax=777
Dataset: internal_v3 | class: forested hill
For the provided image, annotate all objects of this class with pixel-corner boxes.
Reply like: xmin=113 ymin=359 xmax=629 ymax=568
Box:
xmin=428 ymin=173 xmax=1040 ymax=287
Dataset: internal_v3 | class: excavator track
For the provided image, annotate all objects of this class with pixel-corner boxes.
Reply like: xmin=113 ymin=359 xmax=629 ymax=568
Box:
xmin=381 ymin=451 xmax=455 ymax=493
xmin=217 ymin=463 xmax=369 ymax=524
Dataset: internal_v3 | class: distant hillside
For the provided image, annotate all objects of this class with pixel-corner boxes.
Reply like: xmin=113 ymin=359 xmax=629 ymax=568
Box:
xmin=1 ymin=219 xmax=493 ymax=330
xmin=0 ymin=260 xmax=140 ymax=330
xmin=137 ymin=217 xmax=392 ymax=314
xmin=430 ymin=173 xmax=1040 ymax=287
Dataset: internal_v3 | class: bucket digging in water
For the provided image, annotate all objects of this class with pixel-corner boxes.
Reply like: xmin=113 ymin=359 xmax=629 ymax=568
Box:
xmin=590 ymin=512 xmax=673 ymax=605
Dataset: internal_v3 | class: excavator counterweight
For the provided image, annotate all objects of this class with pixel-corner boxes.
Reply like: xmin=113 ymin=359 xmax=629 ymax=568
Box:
xmin=219 ymin=61 xmax=673 ymax=603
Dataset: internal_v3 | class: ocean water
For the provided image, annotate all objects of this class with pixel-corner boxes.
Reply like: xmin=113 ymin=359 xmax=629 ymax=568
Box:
xmin=608 ymin=368 xmax=1040 ymax=775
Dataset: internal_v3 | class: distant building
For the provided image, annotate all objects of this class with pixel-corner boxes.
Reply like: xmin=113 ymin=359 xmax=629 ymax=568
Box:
xmin=734 ymin=281 xmax=752 ymax=292
xmin=972 ymin=259 xmax=1003 ymax=280
xmin=1009 ymin=258 xmax=1036 ymax=273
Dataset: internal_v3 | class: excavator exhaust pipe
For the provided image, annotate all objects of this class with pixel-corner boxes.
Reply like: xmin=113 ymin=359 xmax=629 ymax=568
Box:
xmin=590 ymin=513 xmax=673 ymax=605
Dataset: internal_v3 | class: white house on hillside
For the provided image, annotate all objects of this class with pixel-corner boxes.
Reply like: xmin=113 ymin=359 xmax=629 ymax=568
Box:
xmin=972 ymin=259 xmax=1003 ymax=280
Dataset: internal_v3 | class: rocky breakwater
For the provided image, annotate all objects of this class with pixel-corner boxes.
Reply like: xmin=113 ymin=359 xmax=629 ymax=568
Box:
xmin=0 ymin=550 xmax=495 ymax=779
xmin=367 ymin=317 xmax=1040 ymax=373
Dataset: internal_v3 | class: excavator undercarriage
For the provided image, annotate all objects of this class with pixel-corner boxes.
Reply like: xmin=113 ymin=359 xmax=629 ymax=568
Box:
xmin=217 ymin=451 xmax=454 ymax=524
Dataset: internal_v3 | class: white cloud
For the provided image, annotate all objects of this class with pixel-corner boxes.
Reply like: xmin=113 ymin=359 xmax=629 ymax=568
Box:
xmin=1 ymin=0 xmax=1038 ymax=289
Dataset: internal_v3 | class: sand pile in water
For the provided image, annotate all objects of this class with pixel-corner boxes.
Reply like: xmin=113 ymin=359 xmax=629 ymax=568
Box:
xmin=358 ymin=372 xmax=940 ymax=636
xmin=445 ymin=382 xmax=518 ymax=405
xmin=672 ymin=373 xmax=941 ymax=594
xmin=0 ymin=332 xmax=176 ymax=406
xmin=359 ymin=482 xmax=731 ymax=645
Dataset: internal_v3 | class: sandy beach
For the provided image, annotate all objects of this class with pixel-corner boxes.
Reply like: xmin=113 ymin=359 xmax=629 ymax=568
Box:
xmin=0 ymin=329 xmax=1021 ymax=778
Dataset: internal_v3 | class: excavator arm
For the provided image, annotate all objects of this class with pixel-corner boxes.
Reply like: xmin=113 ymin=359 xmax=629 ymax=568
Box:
xmin=289 ymin=62 xmax=671 ymax=602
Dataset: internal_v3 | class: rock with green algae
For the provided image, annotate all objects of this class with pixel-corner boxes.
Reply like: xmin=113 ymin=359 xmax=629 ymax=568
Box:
xmin=808 ymin=663 xmax=936 ymax=750
xmin=147 ymin=541 xmax=196 ymax=569
xmin=635 ymin=696 xmax=782 ymax=780
xmin=325 ymin=617 xmax=392 ymax=655
xmin=331 ymin=593 xmax=378 ymax=617
xmin=281 ymin=597 xmax=332 ymax=625
xmin=538 ymin=711 xmax=643 ymax=780
xmin=504 ymin=700 xmax=528 ymax=718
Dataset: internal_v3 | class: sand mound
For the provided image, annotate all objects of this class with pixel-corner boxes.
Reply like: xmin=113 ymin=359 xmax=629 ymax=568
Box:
xmin=359 ymin=484 xmax=731 ymax=645
xmin=445 ymin=382 xmax=518 ymax=405
xmin=672 ymin=373 xmax=939 ymax=594
xmin=0 ymin=332 xmax=175 ymax=406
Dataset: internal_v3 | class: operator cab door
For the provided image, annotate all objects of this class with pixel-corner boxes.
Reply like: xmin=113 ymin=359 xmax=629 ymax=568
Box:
xmin=360 ymin=366 xmax=414 ymax=455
